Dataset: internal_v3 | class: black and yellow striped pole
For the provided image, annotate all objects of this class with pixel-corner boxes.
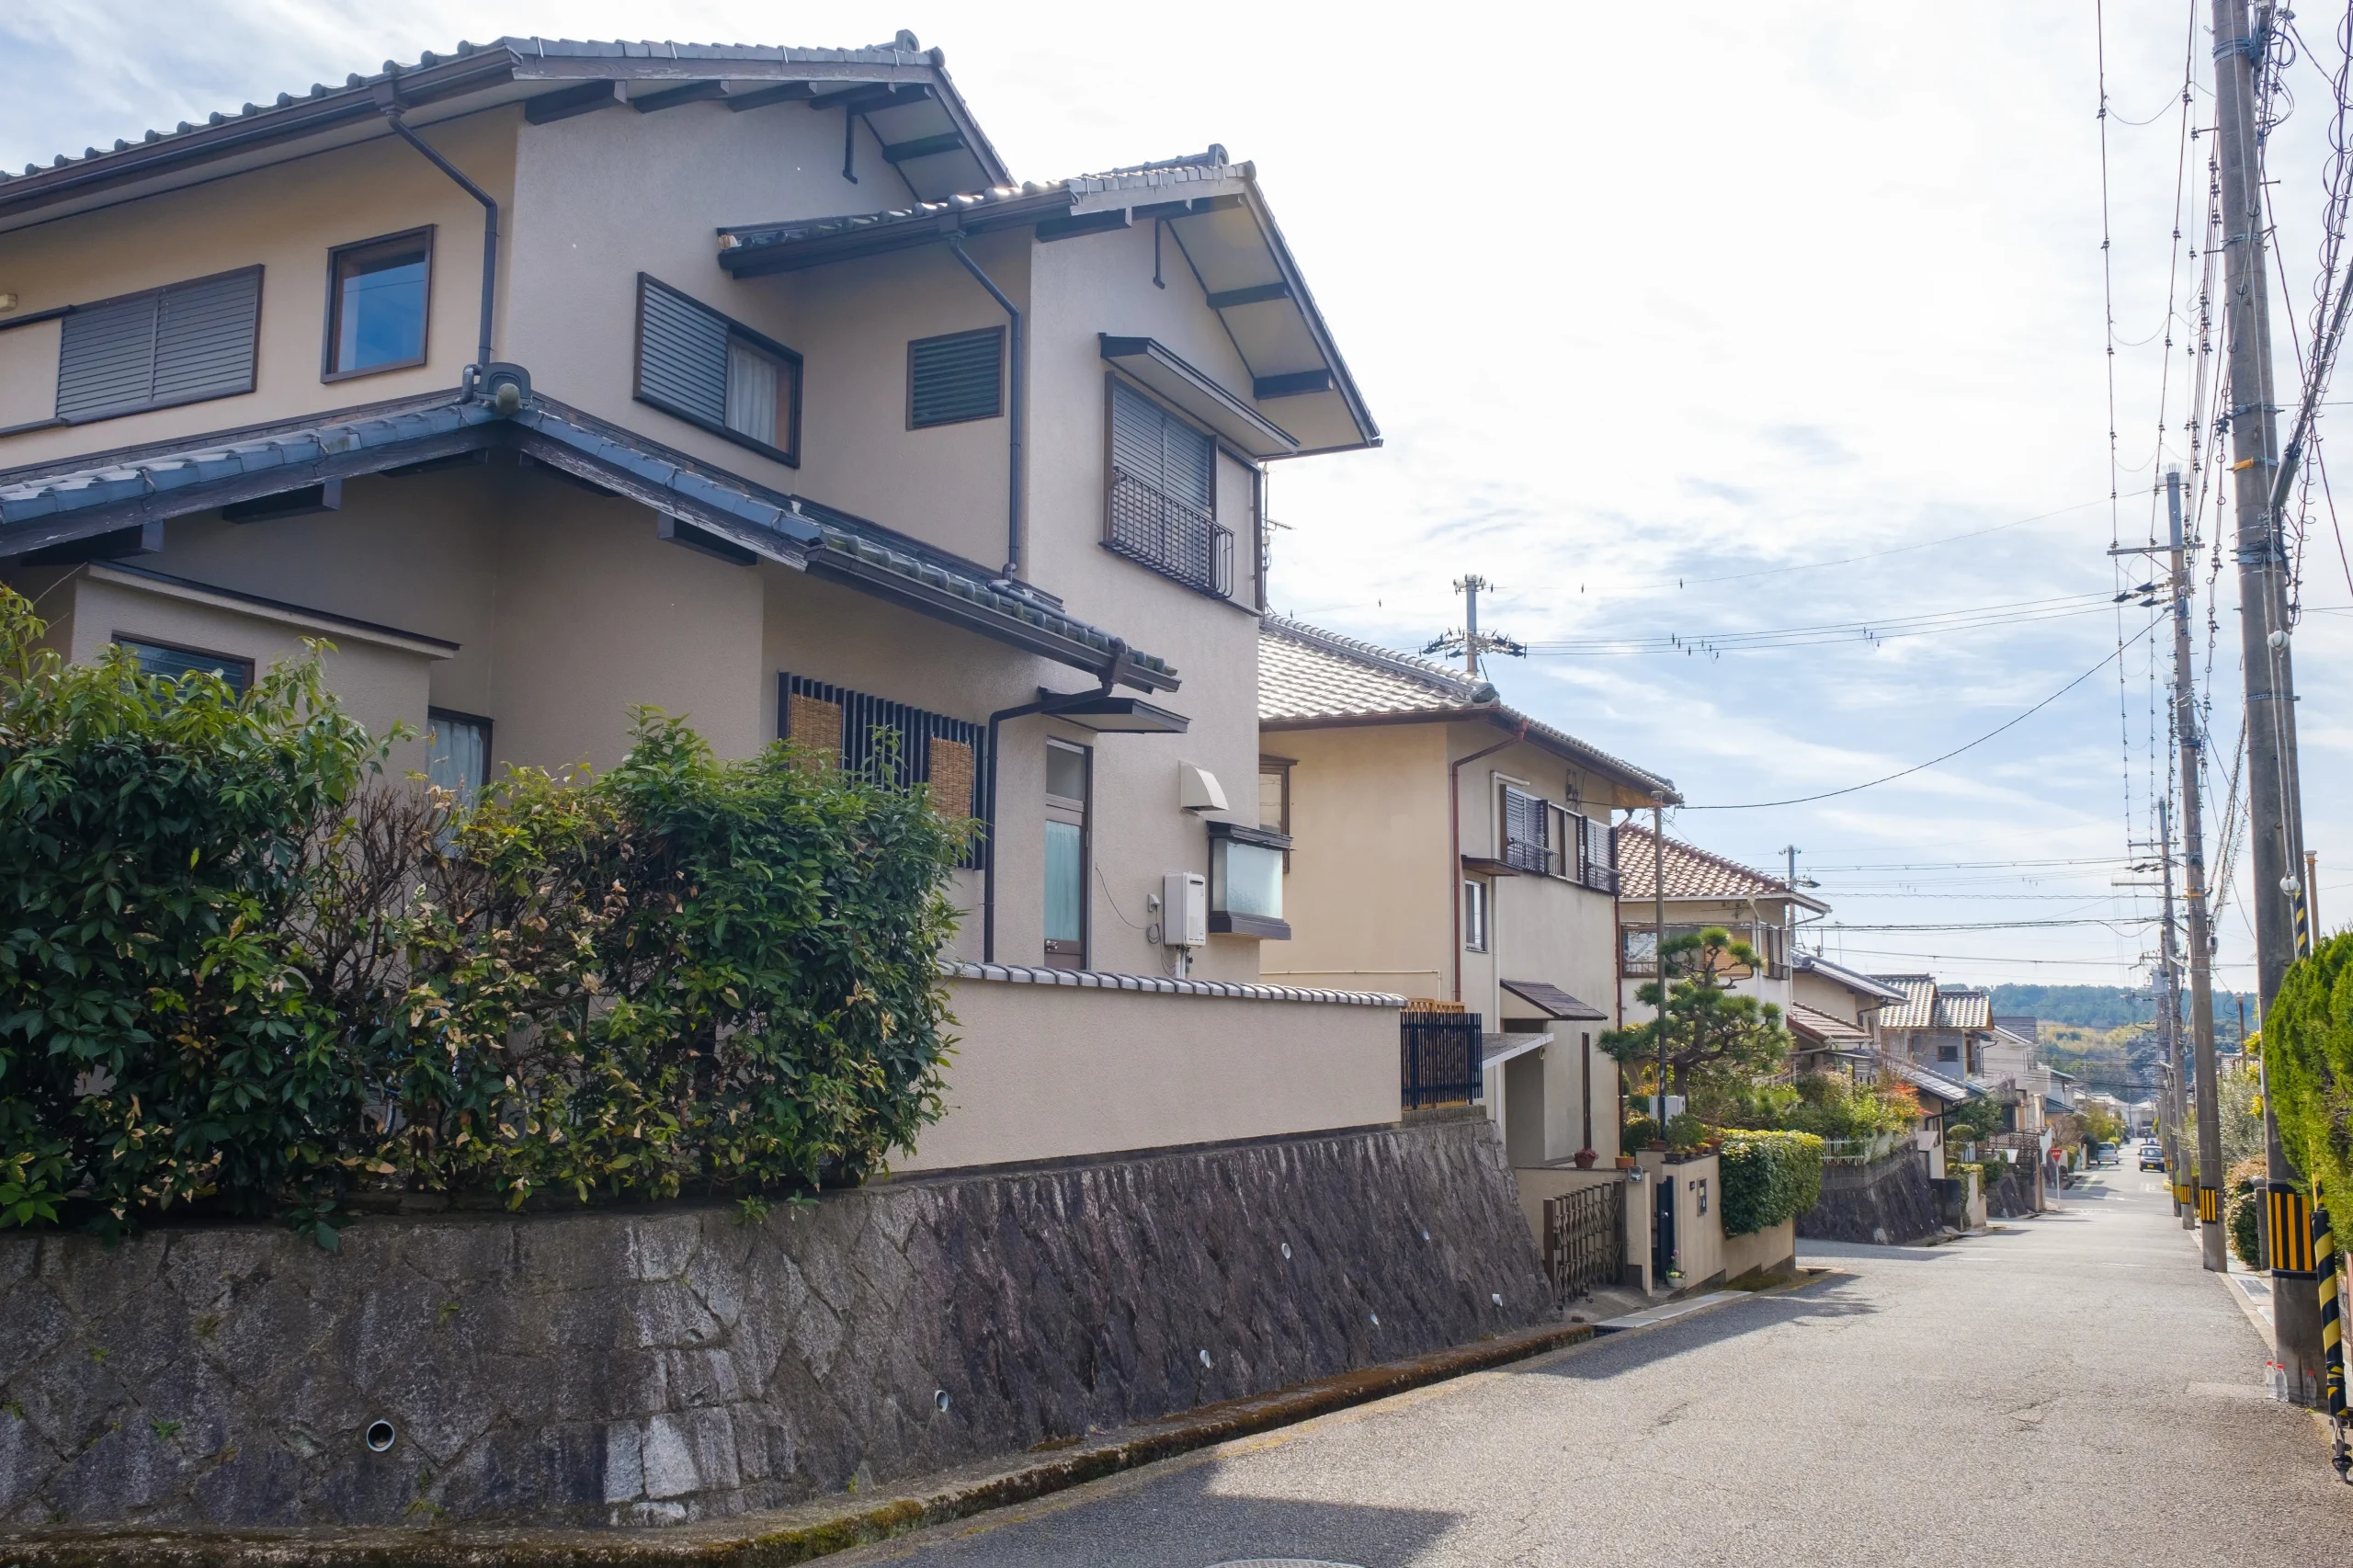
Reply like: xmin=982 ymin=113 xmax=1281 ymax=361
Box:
xmin=2314 ymin=1196 xmax=2351 ymax=1483
xmin=2294 ymin=881 xmax=2313 ymax=959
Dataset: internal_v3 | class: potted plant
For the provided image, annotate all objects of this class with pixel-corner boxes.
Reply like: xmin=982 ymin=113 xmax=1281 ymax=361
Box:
xmin=1573 ymin=1148 xmax=1598 ymax=1169
xmin=1614 ymin=1153 xmax=1638 ymax=1170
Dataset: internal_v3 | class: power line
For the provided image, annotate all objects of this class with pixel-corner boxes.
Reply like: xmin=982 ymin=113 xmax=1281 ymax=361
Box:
xmin=1684 ymin=615 xmax=2165 ymax=811
xmin=1521 ymin=592 xmax=2120 ymax=657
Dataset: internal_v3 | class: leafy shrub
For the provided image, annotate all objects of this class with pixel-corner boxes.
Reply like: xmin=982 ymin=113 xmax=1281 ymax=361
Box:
xmin=2265 ymin=933 xmax=2353 ymax=1210
xmin=2224 ymin=1155 xmax=2268 ymax=1269
xmin=1775 ymin=1074 xmax=1919 ymax=1141
xmin=0 ymin=588 xmax=967 ymax=1237
xmin=1718 ymin=1130 xmax=1824 ymax=1236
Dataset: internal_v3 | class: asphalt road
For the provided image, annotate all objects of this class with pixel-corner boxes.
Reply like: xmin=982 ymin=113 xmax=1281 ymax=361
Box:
xmin=835 ymin=1166 xmax=2353 ymax=1567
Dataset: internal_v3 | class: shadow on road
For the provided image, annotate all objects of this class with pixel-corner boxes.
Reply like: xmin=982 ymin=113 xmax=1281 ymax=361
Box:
xmin=1526 ymin=1276 xmax=1877 ymax=1381
xmin=867 ymin=1461 xmax=1463 ymax=1566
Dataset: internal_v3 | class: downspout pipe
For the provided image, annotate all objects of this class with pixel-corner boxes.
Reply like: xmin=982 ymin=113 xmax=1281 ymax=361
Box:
xmin=946 ymin=233 xmax=1025 ymax=581
xmin=380 ymin=103 xmax=498 ymax=386
xmin=981 ymin=641 xmax=1131 ymax=962
xmin=1448 ymin=716 xmax=1529 ymax=1006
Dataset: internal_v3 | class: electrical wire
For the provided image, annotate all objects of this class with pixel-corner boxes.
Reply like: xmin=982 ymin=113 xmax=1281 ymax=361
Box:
xmin=1682 ymin=617 xmax=2165 ymax=812
xmin=1519 ymin=591 xmax=2120 ymax=657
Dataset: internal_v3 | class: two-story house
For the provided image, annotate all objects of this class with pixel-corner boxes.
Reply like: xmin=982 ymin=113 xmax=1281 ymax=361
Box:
xmin=1870 ymin=977 xmax=1995 ymax=1083
xmin=1787 ymin=952 xmax=1905 ymax=1074
xmin=0 ymin=34 xmax=1397 ymax=1174
xmin=1615 ymin=825 xmax=1825 ymax=1028
xmin=1254 ymin=617 xmax=1675 ymax=1170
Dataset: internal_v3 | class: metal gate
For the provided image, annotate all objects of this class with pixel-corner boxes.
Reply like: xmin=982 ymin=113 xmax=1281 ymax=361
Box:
xmin=1400 ymin=1009 xmax=1483 ymax=1109
xmin=1543 ymin=1182 xmax=1626 ymax=1301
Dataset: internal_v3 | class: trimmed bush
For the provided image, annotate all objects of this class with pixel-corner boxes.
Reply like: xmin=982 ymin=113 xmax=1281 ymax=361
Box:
xmin=0 ymin=589 xmax=968 ymax=1239
xmin=2265 ymin=932 xmax=2353 ymax=1209
xmin=2224 ymin=1155 xmax=2268 ymax=1269
xmin=1718 ymin=1129 xmax=1825 ymax=1236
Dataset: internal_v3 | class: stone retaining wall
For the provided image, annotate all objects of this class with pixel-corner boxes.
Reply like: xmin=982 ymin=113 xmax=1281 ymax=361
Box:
xmin=0 ymin=1114 xmax=1547 ymax=1531
xmin=1797 ymin=1150 xmax=1941 ymax=1245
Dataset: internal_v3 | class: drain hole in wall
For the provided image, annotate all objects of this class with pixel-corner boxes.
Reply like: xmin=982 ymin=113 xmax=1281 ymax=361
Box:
xmin=1280 ymin=1242 xmax=1291 ymax=1260
xmin=365 ymin=1421 xmax=395 ymax=1453
xmin=935 ymin=1390 xmax=950 ymax=1413
xmin=1199 ymin=1348 xmax=1211 ymax=1369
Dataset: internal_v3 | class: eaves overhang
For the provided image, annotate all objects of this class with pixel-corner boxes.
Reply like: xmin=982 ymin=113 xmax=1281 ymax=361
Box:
xmin=720 ymin=153 xmax=1379 ymax=456
xmin=1258 ymin=702 xmax=1680 ymax=805
xmin=0 ymin=36 xmax=1006 ymax=235
xmin=0 ymin=391 xmax=1178 ymax=692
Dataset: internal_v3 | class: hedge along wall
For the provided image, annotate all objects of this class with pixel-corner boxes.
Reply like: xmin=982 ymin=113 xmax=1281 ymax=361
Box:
xmin=0 ymin=588 xmax=970 ymax=1241
xmin=2266 ymin=931 xmax=2353 ymax=1207
xmin=1718 ymin=1131 xmax=1825 ymax=1236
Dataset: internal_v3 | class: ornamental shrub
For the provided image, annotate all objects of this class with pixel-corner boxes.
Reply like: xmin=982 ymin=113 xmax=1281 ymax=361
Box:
xmin=2266 ymin=932 xmax=2353 ymax=1210
xmin=0 ymin=588 xmax=967 ymax=1239
xmin=1717 ymin=1129 xmax=1824 ymax=1236
xmin=2224 ymin=1155 xmax=2268 ymax=1269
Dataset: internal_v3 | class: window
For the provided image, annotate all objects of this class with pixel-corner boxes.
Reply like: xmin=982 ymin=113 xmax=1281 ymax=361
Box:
xmin=1500 ymin=783 xmax=1551 ymax=873
xmin=425 ymin=709 xmax=491 ymax=804
xmin=1259 ymin=755 xmax=1292 ymax=870
xmin=114 ymin=635 xmax=252 ymax=697
xmin=777 ymin=673 xmax=983 ymax=865
xmin=634 ymin=274 xmax=802 ymax=465
xmin=1105 ymin=377 xmax=1232 ymax=597
xmin=1209 ymin=822 xmax=1291 ymax=939
xmin=1576 ymin=813 xmax=1619 ymax=893
xmin=1938 ymin=1043 xmax=1961 ymax=1062
xmin=324 ymin=229 xmax=431 ymax=379
xmin=908 ymin=327 xmax=1004 ymax=426
xmin=56 ymin=267 xmax=262 ymax=424
xmin=1463 ymin=879 xmax=1490 ymax=952
xmin=1044 ymin=739 xmax=1090 ymax=969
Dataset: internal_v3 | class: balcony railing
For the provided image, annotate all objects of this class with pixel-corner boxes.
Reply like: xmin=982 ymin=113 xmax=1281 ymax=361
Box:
xmin=1107 ymin=470 xmax=1233 ymax=598
xmin=1402 ymin=1008 xmax=1483 ymax=1109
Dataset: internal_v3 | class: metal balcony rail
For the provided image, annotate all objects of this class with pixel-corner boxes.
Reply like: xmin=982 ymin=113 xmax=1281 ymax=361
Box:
xmin=1107 ymin=470 xmax=1233 ymax=598
xmin=1543 ymin=1182 xmax=1626 ymax=1301
xmin=1401 ymin=1008 xmax=1483 ymax=1109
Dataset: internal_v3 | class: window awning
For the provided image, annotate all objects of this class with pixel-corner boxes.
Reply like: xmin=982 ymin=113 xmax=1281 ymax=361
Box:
xmin=1499 ymin=979 xmax=1609 ymax=1022
xmin=1097 ymin=336 xmax=1296 ymax=459
xmin=1483 ymin=1032 xmax=1552 ymax=1068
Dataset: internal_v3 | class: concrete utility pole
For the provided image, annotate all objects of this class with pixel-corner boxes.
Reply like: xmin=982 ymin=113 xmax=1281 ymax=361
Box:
xmin=1424 ymin=576 xmax=1528 ymax=678
xmin=2167 ymin=470 xmax=2230 ymax=1269
xmin=2211 ymin=0 xmax=2323 ymax=1398
xmin=2157 ymin=799 xmax=2194 ymax=1232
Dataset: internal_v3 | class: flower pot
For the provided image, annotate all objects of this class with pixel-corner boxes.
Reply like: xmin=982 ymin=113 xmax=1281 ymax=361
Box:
xmin=1573 ymin=1148 xmax=1598 ymax=1169
xmin=1645 ymin=1142 xmax=1667 ymax=1152
xmin=1614 ymin=1154 xmax=1637 ymax=1170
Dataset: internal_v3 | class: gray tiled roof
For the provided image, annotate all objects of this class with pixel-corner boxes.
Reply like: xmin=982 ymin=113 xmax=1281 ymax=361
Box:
xmin=1868 ymin=975 xmax=1991 ymax=1033
xmin=1793 ymin=952 xmax=1910 ymax=1004
xmin=722 ymin=154 xmax=1240 ymax=255
xmin=0 ymin=391 xmax=1176 ymax=687
xmin=1 ymin=35 xmax=979 ymax=186
xmin=1258 ymin=617 xmax=1675 ymax=800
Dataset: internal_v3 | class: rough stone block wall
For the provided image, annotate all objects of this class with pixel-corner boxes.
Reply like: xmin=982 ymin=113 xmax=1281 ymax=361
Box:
xmin=0 ymin=1114 xmax=1548 ymax=1530
xmin=1984 ymin=1159 xmax=2041 ymax=1219
xmin=1797 ymin=1151 xmax=1941 ymax=1245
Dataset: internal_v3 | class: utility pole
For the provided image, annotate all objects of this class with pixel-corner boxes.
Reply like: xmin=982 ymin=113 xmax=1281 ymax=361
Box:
xmin=2157 ymin=798 xmax=2194 ymax=1232
xmin=2212 ymin=0 xmax=2323 ymax=1400
xmin=2169 ymin=470 xmax=2229 ymax=1269
xmin=1424 ymin=575 xmax=1528 ymax=679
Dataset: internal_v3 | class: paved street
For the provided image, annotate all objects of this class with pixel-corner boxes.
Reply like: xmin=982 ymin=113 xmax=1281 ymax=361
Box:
xmin=840 ymin=1170 xmax=2353 ymax=1567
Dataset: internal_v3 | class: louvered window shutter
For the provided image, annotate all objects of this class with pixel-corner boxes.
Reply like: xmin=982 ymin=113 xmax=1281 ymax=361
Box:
xmin=909 ymin=328 xmax=1003 ymax=426
xmin=636 ymin=276 xmax=731 ymax=428
xmin=56 ymin=267 xmax=260 ymax=423
xmin=152 ymin=268 xmax=260 ymax=405
xmin=1109 ymin=380 xmax=1213 ymax=511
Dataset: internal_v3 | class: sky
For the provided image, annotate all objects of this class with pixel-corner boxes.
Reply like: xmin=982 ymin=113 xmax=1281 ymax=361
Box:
xmin=4 ymin=0 xmax=2344 ymax=994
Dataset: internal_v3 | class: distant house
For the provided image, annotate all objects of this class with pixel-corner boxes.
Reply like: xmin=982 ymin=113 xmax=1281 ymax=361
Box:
xmin=1788 ymin=953 xmax=1905 ymax=1075
xmin=1871 ymin=977 xmax=1994 ymax=1075
xmin=1255 ymin=616 xmax=1674 ymax=1168
xmin=1615 ymin=825 xmax=1827 ymax=1028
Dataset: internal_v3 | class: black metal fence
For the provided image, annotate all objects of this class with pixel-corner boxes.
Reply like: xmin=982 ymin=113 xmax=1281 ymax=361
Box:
xmin=1401 ymin=1009 xmax=1483 ymax=1109
xmin=1106 ymin=471 xmax=1233 ymax=598
xmin=1543 ymin=1182 xmax=1626 ymax=1301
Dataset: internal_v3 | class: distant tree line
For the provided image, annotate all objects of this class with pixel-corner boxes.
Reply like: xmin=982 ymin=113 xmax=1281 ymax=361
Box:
xmin=1987 ymin=983 xmax=2254 ymax=1040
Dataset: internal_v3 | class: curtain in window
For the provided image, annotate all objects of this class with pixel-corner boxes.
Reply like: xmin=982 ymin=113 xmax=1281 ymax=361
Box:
xmin=426 ymin=712 xmax=489 ymax=805
xmin=725 ymin=338 xmax=779 ymax=445
xmin=1044 ymin=821 xmax=1085 ymax=946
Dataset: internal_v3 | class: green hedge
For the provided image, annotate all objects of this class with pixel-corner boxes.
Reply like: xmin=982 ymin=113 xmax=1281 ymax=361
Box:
xmin=2265 ymin=932 xmax=2353 ymax=1210
xmin=1718 ymin=1130 xmax=1825 ymax=1236
xmin=0 ymin=590 xmax=967 ymax=1239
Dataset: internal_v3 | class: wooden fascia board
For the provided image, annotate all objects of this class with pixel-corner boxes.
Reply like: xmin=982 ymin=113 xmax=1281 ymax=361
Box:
xmin=721 ymin=197 xmax=1067 ymax=278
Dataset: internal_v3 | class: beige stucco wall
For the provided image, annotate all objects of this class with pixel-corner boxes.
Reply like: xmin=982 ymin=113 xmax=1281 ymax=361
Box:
xmin=1721 ymin=1217 xmax=1795 ymax=1282
xmin=1792 ymin=969 xmax=1869 ymax=1025
xmin=16 ymin=566 xmax=436 ymax=778
xmin=1638 ymin=1150 xmax=1722 ymax=1288
xmin=895 ymin=978 xmax=1400 ymax=1173
xmin=0 ymin=109 xmax=518 ymax=471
